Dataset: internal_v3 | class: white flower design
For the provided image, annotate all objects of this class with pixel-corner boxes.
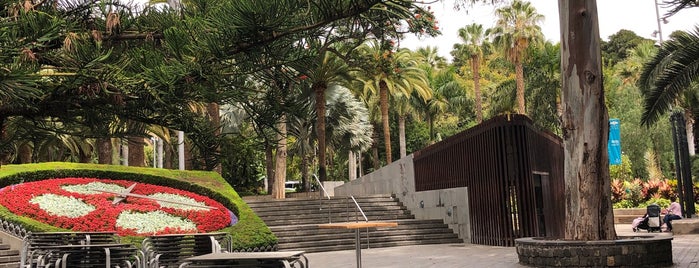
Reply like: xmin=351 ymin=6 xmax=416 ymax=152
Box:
xmin=30 ymin=194 xmax=95 ymax=218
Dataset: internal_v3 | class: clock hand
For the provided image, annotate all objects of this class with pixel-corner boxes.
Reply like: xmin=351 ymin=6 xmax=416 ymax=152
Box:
xmin=94 ymin=188 xmax=218 ymax=210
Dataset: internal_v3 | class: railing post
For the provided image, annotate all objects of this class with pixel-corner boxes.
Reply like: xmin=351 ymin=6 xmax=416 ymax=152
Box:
xmin=313 ymin=174 xmax=331 ymax=223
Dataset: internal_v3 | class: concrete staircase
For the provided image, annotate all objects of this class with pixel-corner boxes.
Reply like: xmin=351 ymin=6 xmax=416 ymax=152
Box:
xmin=244 ymin=195 xmax=463 ymax=253
xmin=0 ymin=238 xmax=20 ymax=268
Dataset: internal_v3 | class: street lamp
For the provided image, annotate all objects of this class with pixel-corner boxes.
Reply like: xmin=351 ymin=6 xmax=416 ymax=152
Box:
xmin=653 ymin=0 xmax=668 ymax=43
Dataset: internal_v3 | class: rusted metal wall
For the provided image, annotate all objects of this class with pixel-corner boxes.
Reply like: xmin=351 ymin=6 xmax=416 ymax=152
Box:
xmin=413 ymin=114 xmax=564 ymax=246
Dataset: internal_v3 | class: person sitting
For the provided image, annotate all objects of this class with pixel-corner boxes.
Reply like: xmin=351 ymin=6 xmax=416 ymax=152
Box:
xmin=663 ymin=196 xmax=683 ymax=232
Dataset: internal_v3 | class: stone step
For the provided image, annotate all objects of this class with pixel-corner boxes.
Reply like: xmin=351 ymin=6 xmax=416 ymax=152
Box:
xmin=276 ymin=227 xmax=457 ymax=243
xmin=260 ymin=215 xmax=415 ymax=227
xmin=254 ymin=207 xmax=409 ymax=218
xmin=277 ymin=238 xmax=464 ymax=253
xmin=0 ymin=262 xmax=20 ymax=268
xmin=673 ymin=218 xmax=699 ymax=234
xmin=247 ymin=194 xmax=463 ymax=253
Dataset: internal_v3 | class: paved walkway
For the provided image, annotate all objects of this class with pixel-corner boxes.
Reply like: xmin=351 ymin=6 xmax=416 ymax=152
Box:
xmin=305 ymin=224 xmax=699 ymax=267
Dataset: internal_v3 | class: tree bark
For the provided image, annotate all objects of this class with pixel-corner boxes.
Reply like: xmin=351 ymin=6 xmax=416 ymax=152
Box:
xmin=18 ymin=142 xmax=32 ymax=164
xmin=348 ymin=150 xmax=357 ymax=180
xmin=379 ymin=80 xmax=392 ymax=164
xmin=272 ymin=115 xmax=287 ymax=199
xmin=313 ymin=82 xmax=328 ymax=182
xmin=301 ymin=152 xmax=310 ymax=192
xmin=685 ymin=110 xmax=695 ymax=156
xmin=97 ymin=138 xmax=113 ymax=164
xmin=559 ymin=0 xmax=616 ymax=241
xmin=398 ymin=115 xmax=407 ymax=158
xmin=128 ymin=136 xmax=145 ymax=167
xmin=371 ymin=126 xmax=380 ymax=170
xmin=515 ymin=59 xmax=526 ymax=115
xmin=207 ymin=102 xmax=222 ymax=173
xmin=265 ymin=142 xmax=275 ymax=195
xmin=472 ymin=55 xmax=483 ymax=123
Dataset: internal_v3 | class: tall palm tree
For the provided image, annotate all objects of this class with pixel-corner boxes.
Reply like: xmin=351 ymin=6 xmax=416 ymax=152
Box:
xmin=489 ymin=0 xmax=544 ymax=115
xmin=306 ymin=50 xmax=352 ymax=182
xmin=456 ymin=23 xmax=487 ymax=123
xmin=354 ymin=42 xmax=431 ymax=164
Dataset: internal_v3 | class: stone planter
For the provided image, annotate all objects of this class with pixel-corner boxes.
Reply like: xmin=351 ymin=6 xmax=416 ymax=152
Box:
xmin=516 ymin=235 xmax=673 ymax=267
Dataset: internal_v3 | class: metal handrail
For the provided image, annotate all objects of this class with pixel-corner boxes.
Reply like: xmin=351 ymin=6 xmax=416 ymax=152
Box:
xmin=350 ymin=196 xmax=368 ymax=222
xmin=312 ymin=174 xmax=331 ymax=200
xmin=313 ymin=174 xmax=332 ymax=223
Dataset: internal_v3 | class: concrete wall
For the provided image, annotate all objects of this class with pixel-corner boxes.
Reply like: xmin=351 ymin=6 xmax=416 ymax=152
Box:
xmin=334 ymin=155 xmax=471 ymax=242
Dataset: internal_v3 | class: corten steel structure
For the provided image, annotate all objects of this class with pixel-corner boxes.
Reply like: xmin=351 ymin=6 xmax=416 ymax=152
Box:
xmin=413 ymin=114 xmax=565 ymax=246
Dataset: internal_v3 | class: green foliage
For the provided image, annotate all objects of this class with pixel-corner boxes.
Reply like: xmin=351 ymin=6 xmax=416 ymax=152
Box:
xmin=0 ymin=162 xmax=276 ymax=250
xmin=610 ymin=154 xmax=634 ymax=182
xmin=220 ymin=134 xmax=265 ymax=194
xmin=601 ymin=29 xmax=651 ymax=66
xmin=640 ymin=197 xmax=670 ymax=209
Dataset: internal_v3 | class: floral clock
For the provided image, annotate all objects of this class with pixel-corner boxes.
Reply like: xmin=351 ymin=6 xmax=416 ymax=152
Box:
xmin=0 ymin=178 xmax=235 ymax=236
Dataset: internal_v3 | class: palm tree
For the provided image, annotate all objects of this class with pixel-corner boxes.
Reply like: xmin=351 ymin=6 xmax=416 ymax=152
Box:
xmin=324 ymin=85 xmax=373 ymax=180
xmin=638 ymin=27 xmax=699 ymax=125
xmin=354 ymin=42 xmax=431 ymax=164
xmin=638 ymin=27 xmax=699 ymax=155
xmin=455 ymin=23 xmax=487 ymax=123
xmin=306 ymin=50 xmax=352 ymax=182
xmin=489 ymin=0 xmax=544 ymax=115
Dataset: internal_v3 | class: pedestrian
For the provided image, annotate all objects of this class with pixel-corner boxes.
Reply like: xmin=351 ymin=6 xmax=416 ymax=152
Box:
xmin=663 ymin=196 xmax=682 ymax=232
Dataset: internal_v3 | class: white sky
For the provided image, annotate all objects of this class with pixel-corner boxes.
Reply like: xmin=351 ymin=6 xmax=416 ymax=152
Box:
xmin=400 ymin=0 xmax=699 ymax=61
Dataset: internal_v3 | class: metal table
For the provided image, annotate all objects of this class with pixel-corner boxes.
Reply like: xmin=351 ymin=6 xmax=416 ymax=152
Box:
xmin=317 ymin=221 xmax=398 ymax=268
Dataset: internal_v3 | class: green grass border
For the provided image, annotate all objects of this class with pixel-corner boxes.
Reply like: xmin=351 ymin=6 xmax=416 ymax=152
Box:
xmin=0 ymin=162 xmax=276 ymax=250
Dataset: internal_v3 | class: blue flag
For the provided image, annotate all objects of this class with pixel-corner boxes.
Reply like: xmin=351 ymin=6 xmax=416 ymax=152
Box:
xmin=608 ymin=119 xmax=621 ymax=165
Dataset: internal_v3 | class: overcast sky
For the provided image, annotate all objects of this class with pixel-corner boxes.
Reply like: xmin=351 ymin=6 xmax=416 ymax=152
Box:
xmin=400 ymin=0 xmax=699 ymax=61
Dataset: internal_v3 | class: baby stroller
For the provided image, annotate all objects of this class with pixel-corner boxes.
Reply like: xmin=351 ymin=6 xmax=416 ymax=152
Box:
xmin=633 ymin=204 xmax=662 ymax=232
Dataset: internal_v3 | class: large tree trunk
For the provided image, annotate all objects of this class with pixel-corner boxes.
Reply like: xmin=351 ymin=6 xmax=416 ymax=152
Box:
xmin=559 ymin=0 xmax=616 ymax=241
xmin=207 ymin=102 xmax=222 ymax=173
xmin=685 ymin=110 xmax=695 ymax=156
xmin=265 ymin=142 xmax=275 ymax=194
xmin=313 ymin=82 xmax=328 ymax=182
xmin=371 ymin=126 xmax=380 ymax=170
xmin=515 ymin=59 xmax=526 ymax=115
xmin=398 ymin=115 xmax=407 ymax=158
xmin=128 ymin=136 xmax=145 ymax=167
xmin=272 ymin=115 xmax=287 ymax=199
xmin=97 ymin=138 xmax=113 ymax=164
xmin=301 ymin=152 xmax=310 ymax=192
xmin=379 ymin=80 xmax=392 ymax=164
xmin=472 ymin=55 xmax=483 ymax=123
xmin=18 ymin=142 xmax=32 ymax=163
xmin=348 ymin=150 xmax=357 ymax=180
xmin=0 ymin=117 xmax=8 ymax=166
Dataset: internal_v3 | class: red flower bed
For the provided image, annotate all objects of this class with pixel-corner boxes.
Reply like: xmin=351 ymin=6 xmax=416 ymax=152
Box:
xmin=0 ymin=178 xmax=232 ymax=236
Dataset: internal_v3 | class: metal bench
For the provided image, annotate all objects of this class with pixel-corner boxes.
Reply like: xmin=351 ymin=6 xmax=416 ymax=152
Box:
xmin=140 ymin=232 xmax=231 ymax=268
xmin=22 ymin=232 xmax=120 ymax=267
xmin=178 ymin=251 xmax=308 ymax=268
xmin=35 ymin=243 xmax=137 ymax=268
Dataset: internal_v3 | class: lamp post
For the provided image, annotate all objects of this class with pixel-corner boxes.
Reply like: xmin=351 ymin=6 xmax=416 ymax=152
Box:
xmin=653 ymin=0 xmax=664 ymax=43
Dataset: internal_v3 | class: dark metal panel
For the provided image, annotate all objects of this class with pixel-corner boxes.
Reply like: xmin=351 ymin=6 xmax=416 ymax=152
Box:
xmin=412 ymin=114 xmax=564 ymax=246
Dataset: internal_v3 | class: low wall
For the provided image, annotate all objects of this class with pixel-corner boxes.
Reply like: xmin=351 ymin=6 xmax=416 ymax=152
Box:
xmin=334 ymin=155 xmax=471 ymax=242
xmin=516 ymin=236 xmax=673 ymax=267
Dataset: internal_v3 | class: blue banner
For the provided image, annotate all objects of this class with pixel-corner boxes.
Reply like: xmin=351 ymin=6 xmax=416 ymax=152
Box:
xmin=608 ymin=119 xmax=621 ymax=165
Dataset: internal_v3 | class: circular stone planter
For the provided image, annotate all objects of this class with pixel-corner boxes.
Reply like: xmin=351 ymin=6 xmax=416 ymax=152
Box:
xmin=516 ymin=236 xmax=673 ymax=267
